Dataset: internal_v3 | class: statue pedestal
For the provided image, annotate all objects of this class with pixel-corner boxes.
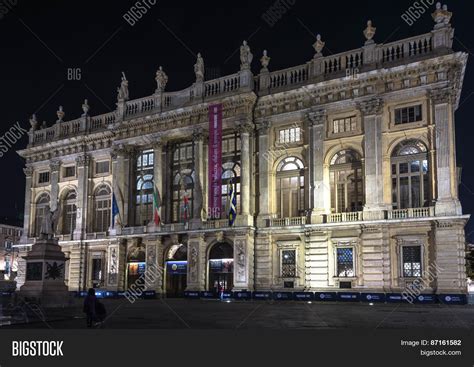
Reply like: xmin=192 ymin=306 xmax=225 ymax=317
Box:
xmin=19 ymin=237 xmax=70 ymax=307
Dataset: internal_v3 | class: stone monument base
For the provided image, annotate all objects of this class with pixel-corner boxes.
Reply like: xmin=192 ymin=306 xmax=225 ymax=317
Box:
xmin=19 ymin=237 xmax=70 ymax=308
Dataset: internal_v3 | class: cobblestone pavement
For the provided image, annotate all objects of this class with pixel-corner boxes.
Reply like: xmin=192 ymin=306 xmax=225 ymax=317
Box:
xmin=1 ymin=298 xmax=474 ymax=329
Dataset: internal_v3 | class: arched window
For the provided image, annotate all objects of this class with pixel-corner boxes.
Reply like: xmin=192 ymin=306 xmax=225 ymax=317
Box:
xmin=330 ymin=150 xmax=363 ymax=213
xmin=93 ymin=185 xmax=111 ymax=232
xmin=391 ymin=140 xmax=429 ymax=209
xmin=34 ymin=193 xmax=50 ymax=236
xmin=135 ymin=149 xmax=154 ymax=226
xmin=61 ymin=190 xmax=77 ymax=235
xmin=276 ymin=157 xmax=305 ymax=218
xmin=221 ymin=162 xmax=241 ymax=218
xmin=172 ymin=172 xmax=194 ymax=223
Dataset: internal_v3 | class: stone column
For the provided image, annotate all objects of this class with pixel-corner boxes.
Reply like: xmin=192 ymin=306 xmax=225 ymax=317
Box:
xmin=192 ymin=129 xmax=205 ymax=224
xmin=74 ymin=154 xmax=90 ymax=240
xmin=434 ymin=220 xmax=467 ymax=293
xmin=430 ymin=88 xmax=462 ymax=216
xmin=151 ymin=138 xmax=164 ymax=228
xmin=145 ymin=237 xmax=164 ymax=294
xmin=111 ymin=145 xmax=131 ymax=229
xmin=360 ymin=98 xmax=385 ymax=219
xmin=186 ymin=233 xmax=206 ymax=291
xmin=21 ymin=167 xmax=34 ymax=241
xmin=256 ymin=121 xmax=270 ymax=227
xmin=307 ymin=109 xmax=328 ymax=223
xmin=49 ymin=160 xmax=60 ymax=212
xmin=254 ymin=232 xmax=272 ymax=290
xmin=238 ymin=123 xmax=253 ymax=225
xmin=233 ymin=230 xmax=254 ymax=291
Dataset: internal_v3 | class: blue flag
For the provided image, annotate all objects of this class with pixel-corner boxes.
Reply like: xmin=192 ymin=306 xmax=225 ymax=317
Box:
xmin=228 ymin=179 xmax=237 ymax=226
xmin=112 ymin=193 xmax=120 ymax=228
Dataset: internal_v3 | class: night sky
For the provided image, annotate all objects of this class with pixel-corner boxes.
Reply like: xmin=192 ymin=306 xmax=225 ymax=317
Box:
xmin=1 ymin=0 xmax=473 ymax=238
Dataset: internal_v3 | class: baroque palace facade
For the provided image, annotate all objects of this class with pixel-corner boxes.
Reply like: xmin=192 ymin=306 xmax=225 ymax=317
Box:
xmin=16 ymin=6 xmax=469 ymax=297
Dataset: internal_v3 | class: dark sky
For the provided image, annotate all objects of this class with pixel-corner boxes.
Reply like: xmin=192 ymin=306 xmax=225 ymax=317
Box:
xmin=1 ymin=0 xmax=473 ymax=237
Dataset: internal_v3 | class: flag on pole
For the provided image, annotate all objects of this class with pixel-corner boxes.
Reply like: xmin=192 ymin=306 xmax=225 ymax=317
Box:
xmin=112 ymin=193 xmax=120 ymax=228
xmin=183 ymin=193 xmax=190 ymax=222
xmin=153 ymin=184 xmax=161 ymax=226
xmin=228 ymin=178 xmax=237 ymax=226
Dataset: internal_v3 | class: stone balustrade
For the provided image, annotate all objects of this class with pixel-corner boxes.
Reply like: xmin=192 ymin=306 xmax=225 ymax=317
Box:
xmin=27 ymin=21 xmax=452 ymax=146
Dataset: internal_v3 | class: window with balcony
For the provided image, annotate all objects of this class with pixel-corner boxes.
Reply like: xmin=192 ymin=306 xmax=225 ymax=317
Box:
xmin=34 ymin=192 xmax=50 ymax=237
xmin=391 ymin=140 xmax=429 ymax=209
xmin=61 ymin=190 xmax=77 ymax=235
xmin=333 ymin=116 xmax=357 ymax=134
xmin=276 ymin=157 xmax=305 ymax=218
xmin=402 ymin=245 xmax=422 ymax=277
xmin=330 ymin=150 xmax=363 ymax=213
xmin=278 ymin=126 xmax=301 ymax=144
xmin=93 ymin=185 xmax=111 ymax=232
xmin=394 ymin=105 xmax=422 ymax=125
xmin=135 ymin=149 xmax=154 ymax=226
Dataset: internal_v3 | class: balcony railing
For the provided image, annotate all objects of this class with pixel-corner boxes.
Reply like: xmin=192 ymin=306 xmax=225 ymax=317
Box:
xmin=268 ymin=217 xmax=307 ymax=227
xmin=327 ymin=211 xmax=363 ymax=223
xmin=387 ymin=207 xmax=435 ymax=220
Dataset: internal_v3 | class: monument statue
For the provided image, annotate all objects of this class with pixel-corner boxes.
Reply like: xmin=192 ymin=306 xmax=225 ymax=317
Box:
xmin=155 ymin=66 xmax=168 ymax=93
xmin=194 ymin=53 xmax=205 ymax=82
xmin=240 ymin=40 xmax=253 ymax=70
xmin=117 ymin=72 xmax=129 ymax=101
xmin=39 ymin=204 xmax=60 ymax=239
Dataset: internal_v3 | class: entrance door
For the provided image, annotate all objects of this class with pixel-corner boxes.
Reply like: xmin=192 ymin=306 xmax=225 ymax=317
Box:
xmin=165 ymin=261 xmax=187 ymax=297
xmin=208 ymin=242 xmax=234 ymax=292
xmin=164 ymin=244 xmax=188 ymax=297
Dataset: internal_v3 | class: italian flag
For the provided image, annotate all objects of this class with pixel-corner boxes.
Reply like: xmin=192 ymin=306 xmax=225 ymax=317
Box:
xmin=153 ymin=185 xmax=161 ymax=226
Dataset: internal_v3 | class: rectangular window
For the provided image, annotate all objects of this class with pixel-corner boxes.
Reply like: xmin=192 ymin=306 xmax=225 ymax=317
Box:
xmin=38 ymin=171 xmax=50 ymax=184
xmin=402 ymin=246 xmax=422 ymax=277
xmin=63 ymin=166 xmax=76 ymax=178
xmin=278 ymin=127 xmax=301 ymax=144
xmin=394 ymin=105 xmax=422 ymax=125
xmin=96 ymin=161 xmax=110 ymax=174
xmin=281 ymin=250 xmax=296 ymax=277
xmin=332 ymin=116 xmax=357 ymax=134
xmin=336 ymin=247 xmax=354 ymax=277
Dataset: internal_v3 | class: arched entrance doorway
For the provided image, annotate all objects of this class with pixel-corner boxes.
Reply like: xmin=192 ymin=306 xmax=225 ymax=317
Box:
xmin=165 ymin=244 xmax=187 ymax=297
xmin=208 ymin=242 xmax=233 ymax=292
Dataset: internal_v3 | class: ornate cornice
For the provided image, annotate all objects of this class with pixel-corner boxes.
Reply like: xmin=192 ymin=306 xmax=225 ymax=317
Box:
xmin=307 ymin=108 xmax=326 ymax=127
xmin=75 ymin=154 xmax=90 ymax=167
xmin=49 ymin=160 xmax=61 ymax=173
xmin=23 ymin=166 xmax=33 ymax=177
xmin=358 ymin=97 xmax=384 ymax=115
xmin=429 ymin=87 xmax=454 ymax=104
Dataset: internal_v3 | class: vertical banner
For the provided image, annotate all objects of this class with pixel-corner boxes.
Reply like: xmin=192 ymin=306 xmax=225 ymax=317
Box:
xmin=208 ymin=104 xmax=223 ymax=219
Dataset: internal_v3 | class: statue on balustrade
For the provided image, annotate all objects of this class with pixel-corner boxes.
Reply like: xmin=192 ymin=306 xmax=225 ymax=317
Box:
xmin=240 ymin=40 xmax=253 ymax=70
xmin=117 ymin=72 xmax=129 ymax=101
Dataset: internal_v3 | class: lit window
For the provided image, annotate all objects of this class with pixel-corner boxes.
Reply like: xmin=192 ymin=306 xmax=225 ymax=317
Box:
xmin=337 ymin=247 xmax=354 ymax=277
xmin=402 ymin=246 xmax=422 ymax=277
xmin=93 ymin=185 xmax=111 ymax=232
xmin=394 ymin=105 xmax=422 ymax=125
xmin=281 ymin=250 xmax=296 ymax=277
xmin=135 ymin=150 xmax=154 ymax=226
xmin=278 ymin=127 xmax=301 ymax=143
xmin=276 ymin=157 xmax=305 ymax=218
xmin=333 ymin=116 xmax=357 ymax=134
xmin=391 ymin=140 xmax=429 ymax=209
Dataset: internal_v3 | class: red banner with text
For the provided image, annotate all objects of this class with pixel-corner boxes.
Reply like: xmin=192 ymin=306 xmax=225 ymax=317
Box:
xmin=208 ymin=104 xmax=223 ymax=219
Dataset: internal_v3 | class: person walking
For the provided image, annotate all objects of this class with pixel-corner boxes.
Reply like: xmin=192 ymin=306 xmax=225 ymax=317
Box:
xmin=83 ymin=288 xmax=97 ymax=328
